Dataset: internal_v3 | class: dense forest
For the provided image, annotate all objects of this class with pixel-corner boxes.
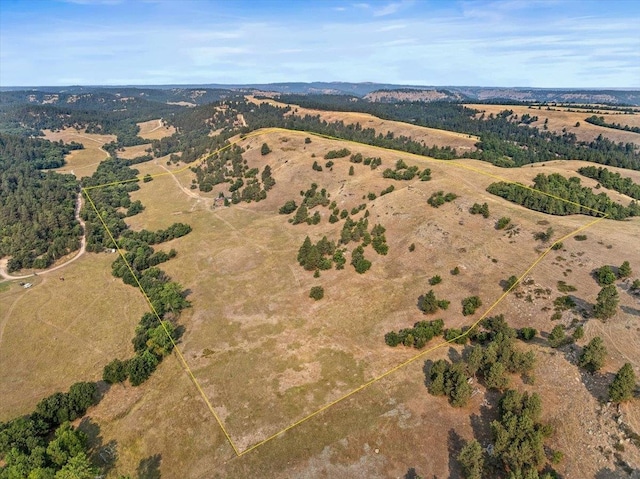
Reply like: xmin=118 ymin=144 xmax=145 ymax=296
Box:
xmin=486 ymin=173 xmax=640 ymax=220
xmin=0 ymin=133 xmax=83 ymax=271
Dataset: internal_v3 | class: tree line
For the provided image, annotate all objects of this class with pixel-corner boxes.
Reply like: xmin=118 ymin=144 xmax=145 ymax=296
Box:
xmin=486 ymin=173 xmax=640 ymax=220
xmin=577 ymin=165 xmax=640 ymax=200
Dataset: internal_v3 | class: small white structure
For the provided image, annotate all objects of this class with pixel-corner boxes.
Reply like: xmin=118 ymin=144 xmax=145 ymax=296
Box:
xmin=23 ymin=283 xmax=32 ymax=289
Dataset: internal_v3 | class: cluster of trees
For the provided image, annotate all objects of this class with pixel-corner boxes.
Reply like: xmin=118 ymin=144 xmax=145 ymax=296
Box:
xmin=487 ymin=173 xmax=640 ymax=220
xmin=191 ymin=144 xmax=274 ymax=203
xmin=349 ymin=153 xmax=382 ymax=169
xmin=469 ymin=202 xmax=490 ymax=218
xmin=0 ymin=133 xmax=84 ymax=272
xmin=585 ymin=115 xmax=640 ymax=134
xmin=457 ymin=389 xmax=560 ymax=479
xmin=427 ymin=315 xmax=536 ymax=406
xmin=340 ymin=216 xmax=370 ymax=244
xmin=284 ymin=183 xmax=331 ymax=225
xmin=81 ymin=160 xmax=143 ymax=252
xmin=427 ymin=190 xmax=458 ymax=208
xmin=0 ymin=383 xmax=99 ymax=478
xmin=350 ymin=245 xmax=371 ymax=273
xmin=462 ymin=296 xmax=483 ymax=316
xmin=297 ymin=236 xmax=338 ymax=271
xmin=324 ymin=148 xmax=351 ymax=159
xmin=370 ymin=223 xmax=389 ymax=255
xmin=577 ymin=166 xmax=640 ymax=200
xmin=385 ymin=319 xmax=445 ymax=348
xmin=418 ymin=290 xmax=450 ymax=314
xmin=382 ymin=159 xmax=431 ymax=181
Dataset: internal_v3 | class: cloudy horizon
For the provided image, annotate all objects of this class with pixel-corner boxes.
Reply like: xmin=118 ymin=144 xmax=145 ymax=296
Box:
xmin=1 ymin=0 xmax=639 ymax=88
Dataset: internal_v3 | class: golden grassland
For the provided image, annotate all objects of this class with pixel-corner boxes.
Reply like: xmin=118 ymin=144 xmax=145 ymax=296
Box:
xmin=0 ymin=253 xmax=148 ymax=421
xmin=248 ymin=96 xmax=479 ymax=151
xmin=466 ymin=103 xmax=640 ymax=145
xmin=4 ymin=126 xmax=640 ymax=477
xmin=43 ymin=128 xmax=115 ymax=178
xmin=118 ymin=143 xmax=152 ymax=160
xmin=137 ymin=119 xmax=176 ymax=141
xmin=93 ymin=129 xmax=640 ymax=476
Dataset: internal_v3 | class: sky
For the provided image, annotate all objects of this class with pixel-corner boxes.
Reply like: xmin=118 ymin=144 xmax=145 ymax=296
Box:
xmin=1 ymin=0 xmax=639 ymax=88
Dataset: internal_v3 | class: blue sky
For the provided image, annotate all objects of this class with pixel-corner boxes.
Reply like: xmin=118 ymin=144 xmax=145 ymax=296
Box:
xmin=1 ymin=0 xmax=639 ymax=87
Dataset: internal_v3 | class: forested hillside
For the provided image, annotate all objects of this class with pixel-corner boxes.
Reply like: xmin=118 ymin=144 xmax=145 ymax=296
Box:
xmin=0 ymin=133 xmax=82 ymax=272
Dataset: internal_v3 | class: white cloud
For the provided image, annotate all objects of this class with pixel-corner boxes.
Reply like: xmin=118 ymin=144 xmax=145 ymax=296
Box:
xmin=373 ymin=2 xmax=402 ymax=17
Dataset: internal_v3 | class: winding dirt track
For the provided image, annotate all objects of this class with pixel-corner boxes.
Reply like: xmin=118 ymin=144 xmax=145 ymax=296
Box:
xmin=0 ymin=192 xmax=87 ymax=281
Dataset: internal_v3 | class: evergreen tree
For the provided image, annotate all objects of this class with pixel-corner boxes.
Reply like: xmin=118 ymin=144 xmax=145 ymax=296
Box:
xmin=594 ymin=284 xmax=619 ymax=320
xmin=548 ymin=324 xmax=567 ymax=348
xmin=595 ymin=265 xmax=616 ymax=285
xmin=618 ymin=260 xmax=632 ymax=278
xmin=458 ymin=440 xmax=484 ymax=479
xmin=578 ymin=336 xmax=607 ymax=372
xmin=609 ymin=363 xmax=637 ymax=402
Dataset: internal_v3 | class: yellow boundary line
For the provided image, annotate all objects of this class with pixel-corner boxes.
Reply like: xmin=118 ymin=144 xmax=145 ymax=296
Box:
xmin=83 ymin=189 xmax=240 ymax=456
xmin=83 ymin=126 xmax=609 ymax=459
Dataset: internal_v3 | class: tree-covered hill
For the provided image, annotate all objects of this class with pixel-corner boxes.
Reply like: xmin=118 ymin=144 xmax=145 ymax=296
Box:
xmin=0 ymin=133 xmax=82 ymax=272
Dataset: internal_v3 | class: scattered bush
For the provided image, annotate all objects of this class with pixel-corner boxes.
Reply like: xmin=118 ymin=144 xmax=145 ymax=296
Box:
xmin=309 ymin=286 xmax=324 ymax=300
xmin=462 ymin=296 xmax=482 ymax=316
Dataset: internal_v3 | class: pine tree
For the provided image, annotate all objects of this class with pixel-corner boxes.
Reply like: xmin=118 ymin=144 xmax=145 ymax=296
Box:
xmin=578 ymin=336 xmax=607 ymax=372
xmin=594 ymin=284 xmax=619 ymax=320
xmin=458 ymin=440 xmax=484 ymax=479
xmin=618 ymin=260 xmax=632 ymax=278
xmin=609 ymin=363 xmax=636 ymax=402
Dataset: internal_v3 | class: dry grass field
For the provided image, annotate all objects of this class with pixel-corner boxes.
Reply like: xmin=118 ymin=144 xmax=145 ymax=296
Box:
xmin=117 ymin=143 xmax=152 ymax=160
xmin=137 ymin=119 xmax=176 ymax=140
xmin=4 ymin=126 xmax=640 ymax=478
xmin=466 ymin=103 xmax=640 ymax=146
xmin=44 ymin=128 xmax=115 ymax=178
xmin=0 ymin=253 xmax=148 ymax=421
xmin=248 ymin=96 xmax=479 ymax=152
xmin=80 ymin=129 xmax=640 ymax=477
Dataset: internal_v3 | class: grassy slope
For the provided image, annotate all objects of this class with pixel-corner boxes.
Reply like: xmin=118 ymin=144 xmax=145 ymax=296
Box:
xmin=3 ymin=122 xmax=640 ymax=478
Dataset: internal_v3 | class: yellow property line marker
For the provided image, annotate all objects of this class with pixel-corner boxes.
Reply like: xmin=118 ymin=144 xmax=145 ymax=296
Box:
xmin=83 ymin=126 xmax=609 ymax=458
xmin=82 ymin=188 xmax=241 ymax=457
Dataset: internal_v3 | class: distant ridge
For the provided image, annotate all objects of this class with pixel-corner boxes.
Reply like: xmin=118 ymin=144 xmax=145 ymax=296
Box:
xmin=1 ymin=82 xmax=639 ymax=105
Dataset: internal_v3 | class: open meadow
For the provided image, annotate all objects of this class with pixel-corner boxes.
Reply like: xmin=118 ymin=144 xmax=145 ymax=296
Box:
xmin=137 ymin=119 xmax=177 ymax=141
xmin=0 ymin=253 xmax=148 ymax=421
xmin=466 ymin=103 xmax=640 ymax=145
xmin=44 ymin=128 xmax=115 ymax=178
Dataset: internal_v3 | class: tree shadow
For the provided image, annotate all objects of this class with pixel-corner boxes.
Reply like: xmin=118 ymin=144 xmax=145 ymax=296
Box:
xmin=423 ymin=360 xmax=434 ymax=388
xmin=447 ymin=346 xmax=462 ymax=363
xmin=568 ymin=294 xmax=593 ymax=319
xmin=447 ymin=429 xmax=464 ymax=479
xmin=78 ymin=417 xmax=117 ymax=475
xmin=621 ymin=305 xmax=640 ymax=317
xmin=137 ymin=453 xmax=162 ymax=479
xmin=469 ymin=395 xmax=499 ymax=445
xmin=405 ymin=467 xmax=437 ymax=479
xmin=416 ymin=294 xmax=425 ymax=312
xmin=578 ymin=368 xmax=615 ymax=402
xmin=595 ymin=463 xmax=640 ymax=478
